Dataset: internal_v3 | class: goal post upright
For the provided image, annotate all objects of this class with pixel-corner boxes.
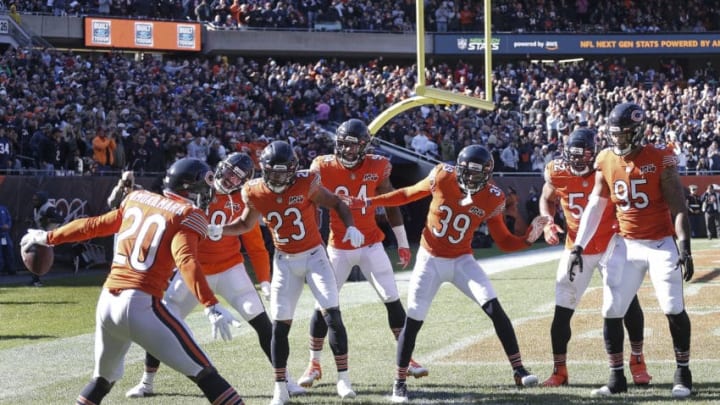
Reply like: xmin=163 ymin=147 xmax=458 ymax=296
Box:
xmin=368 ymin=0 xmax=495 ymax=136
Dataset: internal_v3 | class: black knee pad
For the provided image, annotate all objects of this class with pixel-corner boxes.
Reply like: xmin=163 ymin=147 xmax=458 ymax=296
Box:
xmin=385 ymin=299 xmax=406 ymax=330
xmin=322 ymin=307 xmax=343 ymax=329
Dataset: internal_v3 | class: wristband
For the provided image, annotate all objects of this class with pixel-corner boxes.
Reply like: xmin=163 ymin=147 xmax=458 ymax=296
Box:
xmin=679 ymin=239 xmax=691 ymax=254
xmin=392 ymin=225 xmax=409 ymax=249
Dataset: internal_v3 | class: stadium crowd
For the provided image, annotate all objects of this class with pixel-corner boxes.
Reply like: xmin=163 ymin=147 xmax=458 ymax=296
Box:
xmin=0 ymin=46 xmax=719 ymax=176
xmin=9 ymin=0 xmax=719 ymax=33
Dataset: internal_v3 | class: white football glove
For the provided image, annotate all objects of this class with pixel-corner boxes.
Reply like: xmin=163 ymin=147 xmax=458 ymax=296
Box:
xmin=204 ymin=303 xmax=240 ymax=341
xmin=20 ymin=229 xmax=50 ymax=251
xmin=342 ymin=226 xmax=365 ymax=248
xmin=525 ymin=215 xmax=553 ymax=244
xmin=260 ymin=281 xmax=271 ymax=301
xmin=207 ymin=224 xmax=223 ymax=239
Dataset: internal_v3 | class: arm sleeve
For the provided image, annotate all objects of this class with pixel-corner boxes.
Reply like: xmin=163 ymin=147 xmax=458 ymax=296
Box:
xmin=486 ymin=214 xmax=530 ymax=252
xmin=47 ymin=210 xmax=123 ymax=245
xmin=240 ymin=223 xmax=271 ymax=283
xmin=369 ymin=177 xmax=432 ymax=207
xmin=172 ymin=229 xmax=218 ymax=307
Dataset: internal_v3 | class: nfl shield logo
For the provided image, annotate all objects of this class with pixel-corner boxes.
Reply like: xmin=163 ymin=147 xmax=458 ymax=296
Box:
xmin=457 ymin=37 xmax=468 ymax=50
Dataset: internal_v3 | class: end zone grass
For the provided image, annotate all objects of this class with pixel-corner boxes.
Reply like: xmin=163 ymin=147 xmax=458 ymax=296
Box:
xmin=1 ymin=239 xmax=718 ymax=404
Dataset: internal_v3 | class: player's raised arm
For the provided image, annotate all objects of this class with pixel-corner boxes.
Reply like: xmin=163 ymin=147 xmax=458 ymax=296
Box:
xmin=220 ymin=189 xmax=262 ymax=236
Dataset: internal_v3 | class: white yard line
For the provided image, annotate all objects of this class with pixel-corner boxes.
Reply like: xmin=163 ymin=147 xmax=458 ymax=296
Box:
xmin=0 ymin=247 xmax=564 ymax=399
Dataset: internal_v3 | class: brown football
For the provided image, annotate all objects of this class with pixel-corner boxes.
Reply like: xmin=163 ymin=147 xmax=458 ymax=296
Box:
xmin=21 ymin=244 xmax=54 ymax=276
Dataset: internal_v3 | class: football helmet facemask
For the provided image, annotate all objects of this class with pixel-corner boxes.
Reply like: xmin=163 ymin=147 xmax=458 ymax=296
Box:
xmin=163 ymin=158 xmax=215 ymax=210
xmin=260 ymin=141 xmax=299 ymax=194
xmin=564 ymin=128 xmax=597 ymax=176
xmin=607 ymin=102 xmax=645 ymax=156
xmin=214 ymin=152 xmax=254 ymax=195
xmin=455 ymin=145 xmax=494 ymax=195
xmin=335 ymin=119 xmax=370 ymax=168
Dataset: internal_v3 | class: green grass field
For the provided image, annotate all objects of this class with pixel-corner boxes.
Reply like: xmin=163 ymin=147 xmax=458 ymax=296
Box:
xmin=1 ymin=240 xmax=719 ymax=404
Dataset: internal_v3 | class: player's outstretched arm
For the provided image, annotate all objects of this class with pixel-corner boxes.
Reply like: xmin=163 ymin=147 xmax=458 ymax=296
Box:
xmin=377 ymin=176 xmax=412 ymax=268
xmin=315 ymin=186 xmax=365 ymax=248
xmin=220 ymin=203 xmax=261 ymax=236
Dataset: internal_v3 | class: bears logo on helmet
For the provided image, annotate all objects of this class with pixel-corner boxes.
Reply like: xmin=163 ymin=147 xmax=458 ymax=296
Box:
xmin=163 ymin=158 xmax=215 ymax=210
xmin=607 ymin=102 xmax=645 ymax=156
xmin=260 ymin=141 xmax=299 ymax=194
xmin=214 ymin=152 xmax=254 ymax=195
xmin=455 ymin=145 xmax=494 ymax=195
xmin=335 ymin=119 xmax=370 ymax=169
xmin=564 ymin=128 xmax=598 ymax=176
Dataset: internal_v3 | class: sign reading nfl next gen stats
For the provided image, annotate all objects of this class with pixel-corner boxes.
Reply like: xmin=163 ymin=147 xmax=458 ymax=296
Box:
xmin=435 ymin=33 xmax=720 ymax=55
xmin=84 ymin=18 xmax=201 ymax=52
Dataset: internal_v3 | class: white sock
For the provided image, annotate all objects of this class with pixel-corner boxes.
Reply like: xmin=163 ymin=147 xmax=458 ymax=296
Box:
xmin=141 ymin=371 xmax=156 ymax=386
xmin=310 ymin=350 xmax=322 ymax=362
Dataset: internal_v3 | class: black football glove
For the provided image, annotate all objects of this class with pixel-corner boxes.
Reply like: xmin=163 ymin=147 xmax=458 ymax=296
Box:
xmin=677 ymin=239 xmax=693 ymax=282
xmin=567 ymin=245 xmax=584 ymax=282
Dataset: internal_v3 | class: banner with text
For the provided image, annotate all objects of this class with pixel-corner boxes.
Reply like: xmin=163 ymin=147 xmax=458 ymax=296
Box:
xmin=84 ymin=18 xmax=201 ymax=51
xmin=434 ymin=33 xmax=720 ymax=55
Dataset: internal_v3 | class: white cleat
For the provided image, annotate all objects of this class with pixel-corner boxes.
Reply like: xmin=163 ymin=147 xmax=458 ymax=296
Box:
xmin=391 ymin=381 xmax=408 ymax=403
xmin=337 ymin=372 xmax=356 ymax=399
xmin=672 ymin=384 xmax=691 ymax=399
xmin=591 ymin=385 xmax=614 ymax=397
xmin=286 ymin=373 xmax=307 ymax=396
xmin=407 ymin=359 xmax=429 ymax=378
xmin=297 ymin=360 xmax=322 ymax=388
xmin=269 ymin=381 xmax=290 ymax=405
xmin=125 ymin=383 xmax=154 ymax=398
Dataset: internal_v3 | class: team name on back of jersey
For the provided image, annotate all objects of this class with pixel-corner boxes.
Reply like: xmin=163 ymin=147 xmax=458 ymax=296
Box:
xmin=288 ymin=195 xmax=304 ymax=205
xmin=639 ymin=163 xmax=656 ymax=174
xmin=130 ymin=192 xmax=186 ymax=215
xmin=363 ymin=173 xmax=379 ymax=182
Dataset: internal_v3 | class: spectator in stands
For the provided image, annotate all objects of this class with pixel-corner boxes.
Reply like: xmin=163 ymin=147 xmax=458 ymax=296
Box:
xmin=0 ymin=125 xmax=13 ymax=173
xmin=92 ymin=125 xmax=116 ymax=174
xmin=500 ymin=141 xmax=519 ymax=172
xmin=435 ymin=2 xmax=452 ymax=32
xmin=186 ymin=135 xmax=209 ymax=162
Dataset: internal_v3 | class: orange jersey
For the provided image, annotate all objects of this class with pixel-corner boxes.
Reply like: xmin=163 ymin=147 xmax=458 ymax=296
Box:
xmin=242 ymin=170 xmax=323 ymax=254
xmin=595 ymin=144 xmax=676 ymax=240
xmin=200 ymin=192 xmax=271 ymax=282
xmin=47 ymin=190 xmax=217 ymax=306
xmin=371 ymin=163 xmax=507 ymax=258
xmin=545 ymin=159 xmax=615 ymax=254
xmin=310 ymin=153 xmax=391 ymax=249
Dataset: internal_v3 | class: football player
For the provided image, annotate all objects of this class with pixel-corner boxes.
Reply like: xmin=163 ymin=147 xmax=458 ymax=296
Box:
xmin=20 ymin=158 xmax=244 ymax=404
xmin=125 ymin=152 xmax=305 ymax=398
xmin=351 ymin=145 xmax=551 ymax=403
xmin=296 ymin=119 xmax=427 ymax=389
xmin=570 ymin=103 xmax=693 ymax=398
xmin=539 ymin=128 xmax=651 ymax=387
xmin=215 ymin=141 xmax=365 ymax=405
